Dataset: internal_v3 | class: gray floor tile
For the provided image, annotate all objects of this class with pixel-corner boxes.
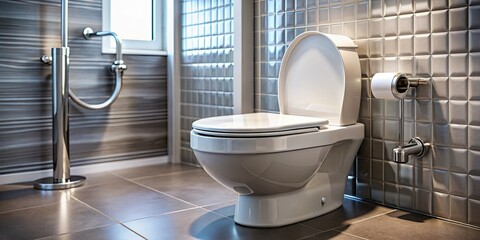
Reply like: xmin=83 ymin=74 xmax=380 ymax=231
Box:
xmin=0 ymin=182 xmax=66 ymax=213
xmin=341 ymin=210 xmax=480 ymax=240
xmin=203 ymin=200 xmax=236 ymax=219
xmin=125 ymin=208 xmax=320 ymax=240
xmin=301 ymin=198 xmax=394 ymax=231
xmin=301 ymin=230 xmax=366 ymax=240
xmin=111 ymin=163 xmax=199 ymax=179
xmin=37 ymin=224 xmax=144 ymax=240
xmin=68 ymin=179 xmax=194 ymax=222
xmin=73 ymin=171 xmax=125 ymax=188
xmin=0 ymin=197 xmax=113 ymax=240
xmin=135 ymin=169 xmax=237 ymax=206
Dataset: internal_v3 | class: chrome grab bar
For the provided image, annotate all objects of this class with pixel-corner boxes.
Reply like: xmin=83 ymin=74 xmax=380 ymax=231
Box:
xmin=67 ymin=27 xmax=127 ymax=110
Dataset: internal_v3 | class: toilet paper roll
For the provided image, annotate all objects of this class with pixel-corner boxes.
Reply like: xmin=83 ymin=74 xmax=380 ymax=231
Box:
xmin=371 ymin=72 xmax=409 ymax=100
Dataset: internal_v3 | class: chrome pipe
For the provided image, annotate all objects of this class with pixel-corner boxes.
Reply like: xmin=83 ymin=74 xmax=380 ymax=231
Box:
xmin=52 ymin=47 xmax=70 ymax=182
xmin=69 ymin=68 xmax=123 ymax=110
xmin=83 ymin=27 xmax=125 ymax=67
xmin=61 ymin=0 xmax=68 ymax=48
xmin=399 ymin=98 xmax=404 ymax=147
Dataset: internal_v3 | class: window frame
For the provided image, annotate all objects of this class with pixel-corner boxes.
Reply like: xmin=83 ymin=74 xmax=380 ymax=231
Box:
xmin=102 ymin=0 xmax=166 ymax=56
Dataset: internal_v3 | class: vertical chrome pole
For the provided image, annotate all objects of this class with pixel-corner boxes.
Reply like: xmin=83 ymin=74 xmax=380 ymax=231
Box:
xmin=52 ymin=47 xmax=71 ymax=182
xmin=34 ymin=0 xmax=85 ymax=190
xmin=62 ymin=0 xmax=68 ymax=48
xmin=399 ymin=98 xmax=404 ymax=147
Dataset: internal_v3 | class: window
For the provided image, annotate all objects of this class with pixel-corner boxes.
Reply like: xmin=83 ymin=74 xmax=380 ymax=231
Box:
xmin=103 ymin=0 xmax=166 ymax=55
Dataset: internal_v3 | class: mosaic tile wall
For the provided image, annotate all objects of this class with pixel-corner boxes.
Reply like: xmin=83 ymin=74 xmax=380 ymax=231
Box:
xmin=180 ymin=0 xmax=235 ymax=165
xmin=0 ymin=0 xmax=167 ymax=174
xmin=254 ymin=0 xmax=480 ymax=226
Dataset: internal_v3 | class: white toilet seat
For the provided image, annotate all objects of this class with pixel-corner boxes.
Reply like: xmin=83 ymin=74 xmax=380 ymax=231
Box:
xmin=191 ymin=121 xmax=363 ymax=154
xmin=192 ymin=112 xmax=328 ymax=133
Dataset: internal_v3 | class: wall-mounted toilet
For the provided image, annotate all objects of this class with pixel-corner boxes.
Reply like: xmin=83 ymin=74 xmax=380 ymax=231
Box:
xmin=190 ymin=32 xmax=364 ymax=227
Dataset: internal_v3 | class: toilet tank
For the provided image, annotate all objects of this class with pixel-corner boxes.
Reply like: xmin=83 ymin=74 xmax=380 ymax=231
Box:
xmin=278 ymin=32 xmax=361 ymax=126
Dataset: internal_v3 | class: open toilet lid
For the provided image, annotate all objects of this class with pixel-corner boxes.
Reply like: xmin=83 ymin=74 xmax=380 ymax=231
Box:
xmin=192 ymin=113 xmax=328 ymax=134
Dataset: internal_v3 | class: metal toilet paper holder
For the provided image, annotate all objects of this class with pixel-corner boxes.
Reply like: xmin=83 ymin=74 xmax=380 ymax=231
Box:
xmin=374 ymin=73 xmax=431 ymax=163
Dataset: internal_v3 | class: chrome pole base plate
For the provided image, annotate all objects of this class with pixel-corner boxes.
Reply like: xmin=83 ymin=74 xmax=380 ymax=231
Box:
xmin=33 ymin=176 xmax=86 ymax=190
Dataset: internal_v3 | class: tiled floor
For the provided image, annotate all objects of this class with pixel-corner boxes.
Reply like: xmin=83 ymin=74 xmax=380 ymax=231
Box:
xmin=0 ymin=163 xmax=479 ymax=240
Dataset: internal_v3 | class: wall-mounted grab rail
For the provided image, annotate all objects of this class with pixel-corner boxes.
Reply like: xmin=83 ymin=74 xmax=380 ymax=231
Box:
xmin=67 ymin=27 xmax=127 ymax=110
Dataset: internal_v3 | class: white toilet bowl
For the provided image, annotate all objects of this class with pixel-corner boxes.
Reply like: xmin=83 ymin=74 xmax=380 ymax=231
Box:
xmin=190 ymin=32 xmax=363 ymax=227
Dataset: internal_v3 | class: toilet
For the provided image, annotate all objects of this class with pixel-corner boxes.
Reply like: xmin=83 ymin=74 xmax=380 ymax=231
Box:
xmin=190 ymin=32 xmax=364 ymax=227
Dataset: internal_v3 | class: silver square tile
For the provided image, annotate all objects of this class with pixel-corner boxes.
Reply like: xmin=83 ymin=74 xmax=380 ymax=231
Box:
xmin=431 ymin=55 xmax=449 ymax=77
xmin=384 ymin=16 xmax=398 ymax=36
xmin=449 ymin=31 xmax=468 ymax=53
xmin=398 ymin=57 xmax=414 ymax=75
xmin=357 ymin=0 xmax=369 ymax=19
xmin=415 ymin=100 xmax=432 ymax=122
xmin=398 ymin=0 xmax=414 ymax=14
xmin=415 ymin=188 xmax=432 ymax=214
xmin=449 ymin=77 xmax=468 ymax=99
xmin=449 ymin=124 xmax=468 ymax=147
xmin=433 ymin=146 xmax=450 ymax=170
xmin=470 ymin=29 xmax=480 ymax=52
xmin=431 ymin=0 xmax=448 ymax=10
xmin=385 ymin=183 xmax=399 ymax=206
xmin=449 ymin=7 xmax=468 ymax=31
xmin=433 ymin=169 xmax=450 ymax=193
xmin=468 ymin=125 xmax=480 ymax=151
xmin=449 ymin=100 xmax=468 ymax=124
xmin=450 ymin=172 xmax=468 ymax=197
xmin=384 ymin=37 xmax=398 ymax=56
xmin=450 ymin=195 xmax=468 ymax=222
xmin=431 ymin=9 xmax=448 ymax=32
xmin=469 ymin=5 xmax=480 ymax=29
xmin=372 ymin=159 xmax=384 ymax=182
xmin=384 ymin=0 xmax=398 ymax=16
xmin=468 ymin=199 xmax=480 ymax=225
xmin=450 ymin=148 xmax=468 ymax=173
xmin=343 ymin=3 xmax=355 ymax=22
xmin=370 ymin=18 xmax=383 ymax=38
xmin=468 ymin=175 xmax=480 ymax=200
xmin=384 ymin=120 xmax=399 ymax=141
xmin=414 ymin=0 xmax=431 ymax=12
xmin=431 ymin=32 xmax=449 ymax=54
xmin=370 ymin=0 xmax=383 ymax=17
xmin=433 ymin=100 xmax=449 ymax=123
xmin=370 ymin=38 xmax=383 ymax=57
xmin=432 ymin=191 xmax=450 ymax=218
xmin=469 ymin=149 xmax=480 ymax=176
xmin=415 ymin=167 xmax=432 ymax=190
xmin=414 ymin=34 xmax=431 ymax=55
xmin=469 ymin=77 xmax=480 ymax=100
xmin=372 ymin=119 xmax=385 ymax=139
xmin=434 ymin=123 xmax=450 ymax=146
xmin=415 ymin=56 xmax=431 ymax=76
xmin=372 ymin=140 xmax=384 ymax=160
xmin=432 ymin=77 xmax=449 ymax=99
xmin=398 ymin=35 xmax=414 ymax=56
xmin=414 ymin=12 xmax=431 ymax=34
xmin=399 ymin=186 xmax=414 ymax=209
xmin=399 ymin=164 xmax=414 ymax=186
xmin=318 ymin=7 xmax=329 ymax=24
xmin=384 ymin=57 xmax=398 ymax=72
xmin=470 ymin=53 xmax=480 ymax=76
xmin=329 ymin=5 xmax=342 ymax=23
xmin=398 ymin=14 xmax=414 ymax=35
xmin=371 ymin=180 xmax=384 ymax=202
xmin=469 ymin=101 xmax=480 ymax=125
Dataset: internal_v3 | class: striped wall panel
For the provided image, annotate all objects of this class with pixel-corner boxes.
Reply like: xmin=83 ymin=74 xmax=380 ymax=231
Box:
xmin=0 ymin=0 xmax=167 ymax=174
